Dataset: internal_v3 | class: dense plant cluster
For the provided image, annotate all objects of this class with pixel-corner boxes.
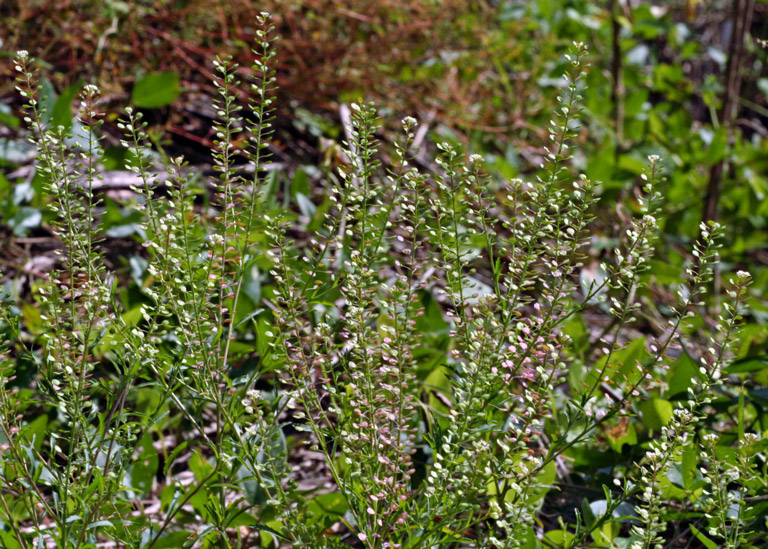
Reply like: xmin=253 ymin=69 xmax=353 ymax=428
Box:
xmin=1 ymin=11 xmax=767 ymax=549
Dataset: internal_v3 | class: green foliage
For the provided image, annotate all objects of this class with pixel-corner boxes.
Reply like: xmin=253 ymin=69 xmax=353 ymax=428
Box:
xmin=131 ymin=72 xmax=181 ymax=109
xmin=1 ymin=7 xmax=768 ymax=549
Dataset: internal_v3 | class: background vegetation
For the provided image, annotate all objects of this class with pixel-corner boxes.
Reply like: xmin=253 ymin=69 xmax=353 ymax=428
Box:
xmin=1 ymin=1 xmax=768 ymax=547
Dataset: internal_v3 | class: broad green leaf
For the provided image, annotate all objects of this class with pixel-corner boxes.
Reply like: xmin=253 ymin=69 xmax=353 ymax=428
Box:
xmin=423 ymin=364 xmax=452 ymax=432
xmin=614 ymin=338 xmax=649 ymax=385
xmin=563 ymin=401 xmax=591 ymax=443
xmin=747 ymin=388 xmax=768 ymax=408
xmin=129 ymin=255 xmax=148 ymax=287
xmin=624 ymin=87 xmax=649 ymax=116
xmin=647 ymin=259 xmax=684 ymax=285
xmin=639 ymin=398 xmax=673 ymax=431
xmin=187 ymin=488 xmax=211 ymax=521
xmin=585 ymin=337 xmax=647 ymax=392
xmin=424 ymin=365 xmax=451 ymax=393
xmin=243 ymin=260 xmax=263 ymax=304
xmin=12 ymin=179 xmax=34 ymax=205
xmin=656 ymin=471 xmax=687 ymax=500
xmin=667 ymin=464 xmax=685 ymax=489
xmin=129 ymin=435 xmax=159 ymax=495
xmin=414 ymin=290 xmax=449 ymax=337
xmin=581 ymin=497 xmax=596 ymax=528
xmin=681 ymin=446 xmax=703 ymax=492
xmin=39 ymin=77 xmax=57 ymax=122
xmin=515 ymin=527 xmax=538 ymax=549
xmin=290 ymin=167 xmax=310 ymax=198
xmin=666 ymin=352 xmax=702 ymax=398
xmin=235 ymin=463 xmax=267 ymax=506
xmin=20 ymin=303 xmax=44 ymax=336
xmin=101 ymin=145 xmax=131 ymax=170
xmin=9 ymin=206 xmax=41 ymax=236
xmin=0 ymin=530 xmax=23 ymax=549
xmin=256 ymin=316 xmax=275 ymax=361
xmin=592 ymin=519 xmax=620 ymax=546
xmin=131 ymin=72 xmax=181 ymax=108
xmin=226 ymin=340 xmax=258 ymax=358
xmin=21 ymin=414 xmax=48 ymax=452
xmin=704 ymin=127 xmax=728 ymax=166
xmin=0 ymin=139 xmax=35 ymax=165
xmin=725 ymin=356 xmax=768 ymax=374
xmin=542 ymin=529 xmax=574 ymax=547
xmin=305 ymin=492 xmax=349 ymax=528
xmin=586 ymin=500 xmax=622 ymax=545
xmin=258 ymin=520 xmax=285 ymax=547
xmin=189 ymin=450 xmax=215 ymax=483
xmin=50 ymin=79 xmax=84 ymax=131
xmin=0 ymin=103 xmax=19 ymax=129
xmin=164 ymin=441 xmax=200 ymax=477
xmin=296 ymin=192 xmax=316 ymax=219
xmin=528 ymin=459 xmax=556 ymax=507
xmin=136 ymin=387 xmax=165 ymax=416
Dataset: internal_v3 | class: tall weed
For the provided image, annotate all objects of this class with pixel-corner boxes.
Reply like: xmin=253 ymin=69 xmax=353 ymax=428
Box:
xmin=1 ymin=15 xmax=761 ymax=549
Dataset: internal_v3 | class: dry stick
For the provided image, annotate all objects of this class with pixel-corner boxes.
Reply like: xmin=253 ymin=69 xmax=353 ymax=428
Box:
xmin=702 ymin=0 xmax=754 ymax=223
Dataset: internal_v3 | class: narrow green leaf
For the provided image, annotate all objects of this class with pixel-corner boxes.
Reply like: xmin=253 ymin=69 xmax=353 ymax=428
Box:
xmin=690 ymin=524 xmax=719 ymax=549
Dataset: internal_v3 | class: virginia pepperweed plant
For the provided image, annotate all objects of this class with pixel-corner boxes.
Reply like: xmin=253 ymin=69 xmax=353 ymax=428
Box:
xmin=1 ymin=13 xmax=764 ymax=549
